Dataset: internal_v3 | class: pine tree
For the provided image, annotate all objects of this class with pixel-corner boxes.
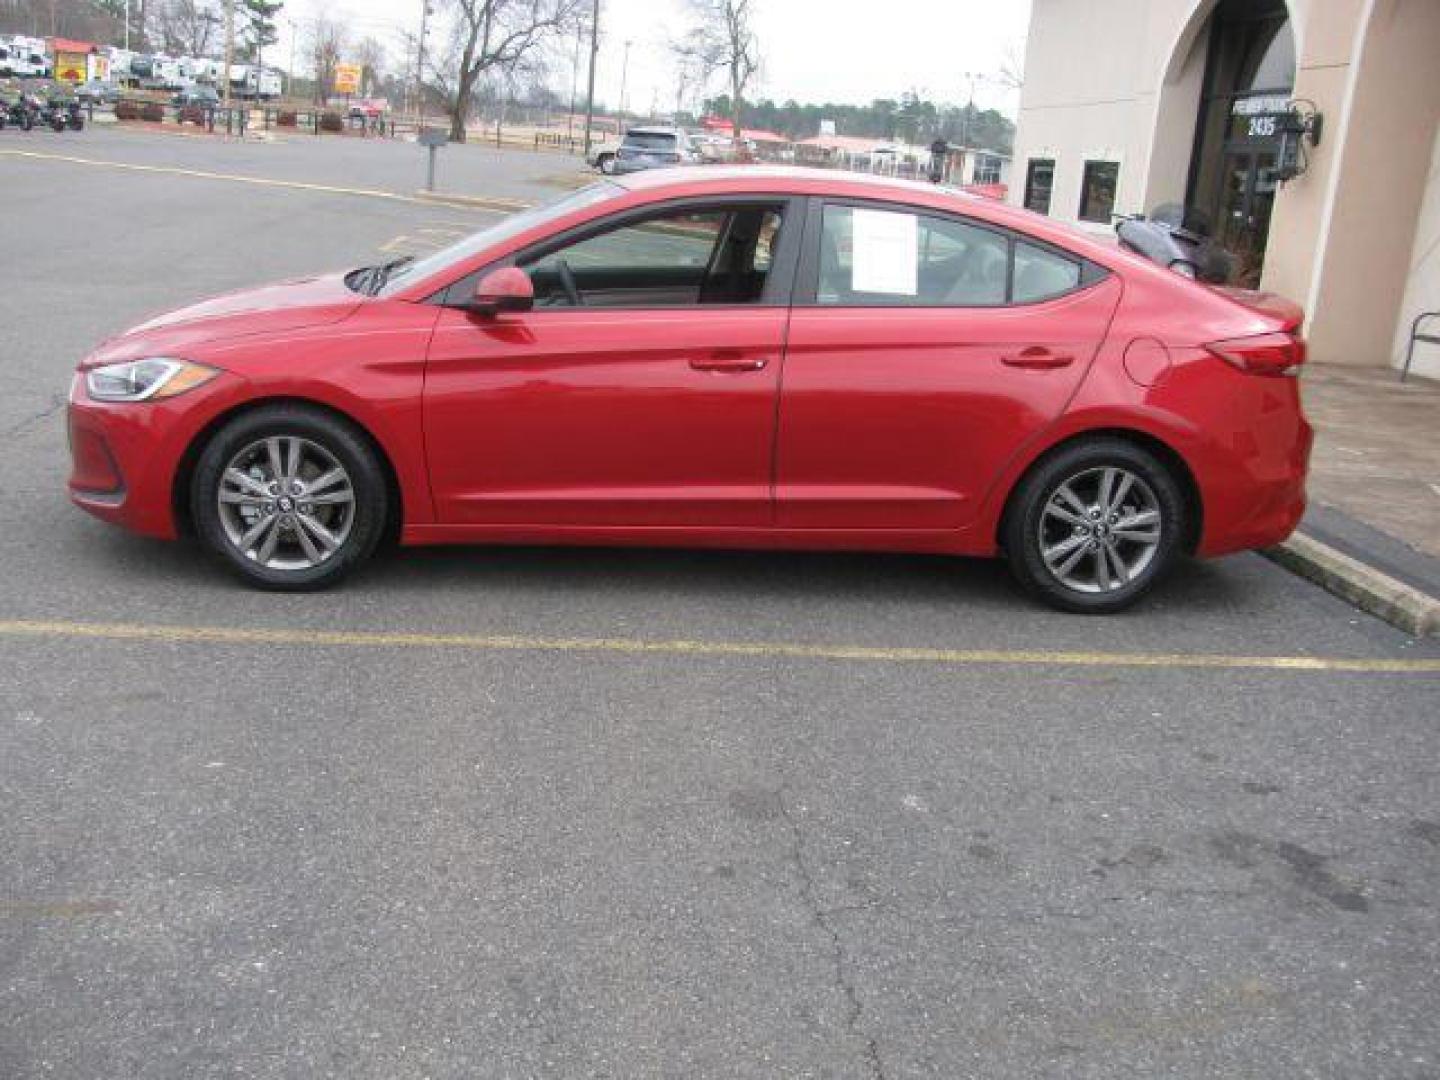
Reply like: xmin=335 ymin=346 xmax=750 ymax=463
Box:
xmin=241 ymin=0 xmax=283 ymax=67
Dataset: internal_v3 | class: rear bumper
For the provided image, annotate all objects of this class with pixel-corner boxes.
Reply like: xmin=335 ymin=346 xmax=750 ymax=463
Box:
xmin=1193 ymin=376 xmax=1314 ymax=557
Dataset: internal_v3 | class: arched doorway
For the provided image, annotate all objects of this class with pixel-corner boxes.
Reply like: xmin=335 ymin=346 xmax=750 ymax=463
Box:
xmin=1184 ymin=0 xmax=1295 ymax=285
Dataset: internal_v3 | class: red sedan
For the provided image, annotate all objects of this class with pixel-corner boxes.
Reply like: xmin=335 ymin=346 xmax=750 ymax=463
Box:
xmin=67 ymin=167 xmax=1311 ymax=612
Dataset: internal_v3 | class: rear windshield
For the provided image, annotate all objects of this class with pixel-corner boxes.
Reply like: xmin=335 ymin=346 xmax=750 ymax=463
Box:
xmin=624 ymin=132 xmax=677 ymax=149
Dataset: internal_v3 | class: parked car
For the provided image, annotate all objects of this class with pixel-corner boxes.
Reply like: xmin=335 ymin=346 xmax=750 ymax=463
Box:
xmin=66 ymin=167 xmax=1312 ymax=609
xmin=172 ymin=85 xmax=219 ymax=108
xmin=74 ymin=79 xmax=120 ymax=105
xmin=612 ymin=126 xmax=698 ymax=173
xmin=586 ymin=137 xmax=621 ymax=174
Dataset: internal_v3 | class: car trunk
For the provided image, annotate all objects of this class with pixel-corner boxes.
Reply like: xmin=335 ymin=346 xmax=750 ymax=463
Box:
xmin=1208 ymin=285 xmax=1305 ymax=334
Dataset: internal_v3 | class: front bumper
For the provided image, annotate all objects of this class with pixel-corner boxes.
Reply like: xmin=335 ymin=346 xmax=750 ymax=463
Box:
xmin=67 ymin=370 xmax=243 ymax=539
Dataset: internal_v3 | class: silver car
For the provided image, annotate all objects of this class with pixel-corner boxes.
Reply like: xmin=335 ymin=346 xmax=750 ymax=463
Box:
xmin=612 ymin=126 xmax=698 ymax=174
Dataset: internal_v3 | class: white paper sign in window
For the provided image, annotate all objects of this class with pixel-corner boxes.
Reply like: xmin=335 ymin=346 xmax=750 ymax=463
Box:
xmin=850 ymin=208 xmax=918 ymax=296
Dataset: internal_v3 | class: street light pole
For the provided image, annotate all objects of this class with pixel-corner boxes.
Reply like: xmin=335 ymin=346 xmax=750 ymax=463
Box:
xmin=222 ymin=0 xmax=234 ymax=108
xmin=124 ymin=0 xmax=130 ymax=51
xmin=567 ymin=24 xmax=581 ymax=141
xmin=286 ymin=18 xmax=296 ymax=99
xmin=581 ymin=0 xmax=600 ymax=158
xmin=416 ymin=0 xmax=431 ymax=130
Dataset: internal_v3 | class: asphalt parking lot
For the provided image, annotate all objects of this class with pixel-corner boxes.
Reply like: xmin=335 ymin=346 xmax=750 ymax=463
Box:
xmin=2 ymin=129 xmax=1439 ymax=1079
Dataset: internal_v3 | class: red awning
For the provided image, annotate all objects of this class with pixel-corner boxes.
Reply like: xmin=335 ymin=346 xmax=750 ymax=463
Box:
xmin=50 ymin=38 xmax=98 ymax=54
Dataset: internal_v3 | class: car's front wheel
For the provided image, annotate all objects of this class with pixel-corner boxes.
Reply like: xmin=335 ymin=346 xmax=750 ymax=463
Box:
xmin=191 ymin=405 xmax=388 ymax=590
xmin=1003 ymin=438 xmax=1186 ymax=614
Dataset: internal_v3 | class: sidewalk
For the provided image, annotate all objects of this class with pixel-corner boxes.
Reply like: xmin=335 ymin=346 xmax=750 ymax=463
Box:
xmin=1265 ymin=362 xmax=1440 ymax=636
xmin=1302 ymin=363 xmax=1439 ymax=559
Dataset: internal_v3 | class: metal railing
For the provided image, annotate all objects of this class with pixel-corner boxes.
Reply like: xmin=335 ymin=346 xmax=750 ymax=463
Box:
xmin=1402 ymin=311 xmax=1439 ymax=383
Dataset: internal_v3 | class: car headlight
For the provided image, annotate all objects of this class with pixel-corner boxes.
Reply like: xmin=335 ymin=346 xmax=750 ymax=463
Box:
xmin=84 ymin=358 xmax=220 ymax=402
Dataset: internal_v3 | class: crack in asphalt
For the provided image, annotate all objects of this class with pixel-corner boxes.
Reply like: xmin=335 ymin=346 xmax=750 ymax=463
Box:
xmin=2 ymin=394 xmax=66 ymax=442
xmin=777 ymin=789 xmax=888 ymax=1080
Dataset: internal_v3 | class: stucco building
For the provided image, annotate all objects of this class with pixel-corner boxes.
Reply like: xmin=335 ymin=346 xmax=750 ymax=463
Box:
xmin=1010 ymin=0 xmax=1440 ymax=378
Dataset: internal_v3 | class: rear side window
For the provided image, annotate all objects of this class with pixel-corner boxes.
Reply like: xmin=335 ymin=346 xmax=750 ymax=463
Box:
xmin=1013 ymin=241 xmax=1081 ymax=302
xmin=817 ymin=205 xmax=1007 ymax=306
xmin=815 ymin=203 xmax=1089 ymax=307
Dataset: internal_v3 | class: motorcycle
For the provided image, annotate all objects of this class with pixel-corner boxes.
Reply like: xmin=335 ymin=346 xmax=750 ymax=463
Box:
xmin=1115 ymin=203 xmax=1234 ymax=284
xmin=1 ymin=88 xmax=37 ymax=130
xmin=37 ymin=88 xmax=83 ymax=131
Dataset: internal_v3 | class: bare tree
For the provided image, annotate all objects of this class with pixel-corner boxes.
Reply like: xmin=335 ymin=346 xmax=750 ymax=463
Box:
xmin=674 ymin=0 xmax=759 ymax=141
xmin=308 ymin=12 xmax=347 ymax=105
xmin=353 ymin=34 xmax=386 ymax=96
xmin=153 ymin=0 xmax=222 ymax=57
xmin=996 ymin=39 xmax=1025 ymax=92
xmin=438 ymin=0 xmax=582 ymax=142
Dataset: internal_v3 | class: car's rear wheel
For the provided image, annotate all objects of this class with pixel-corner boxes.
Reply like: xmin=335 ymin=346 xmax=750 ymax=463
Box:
xmin=1003 ymin=438 xmax=1185 ymax=613
xmin=191 ymin=405 xmax=388 ymax=590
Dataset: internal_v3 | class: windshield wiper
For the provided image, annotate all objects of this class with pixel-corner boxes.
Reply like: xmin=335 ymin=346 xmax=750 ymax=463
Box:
xmin=347 ymin=255 xmax=415 ymax=296
xmin=366 ymin=255 xmax=414 ymax=295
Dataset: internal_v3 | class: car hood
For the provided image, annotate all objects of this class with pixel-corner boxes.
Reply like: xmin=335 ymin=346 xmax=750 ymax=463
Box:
xmin=91 ymin=273 xmax=364 ymax=363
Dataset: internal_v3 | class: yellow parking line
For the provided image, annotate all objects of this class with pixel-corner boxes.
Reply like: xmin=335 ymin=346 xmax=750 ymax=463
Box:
xmin=0 ymin=149 xmax=510 ymax=211
xmin=0 ymin=618 xmax=1436 ymax=674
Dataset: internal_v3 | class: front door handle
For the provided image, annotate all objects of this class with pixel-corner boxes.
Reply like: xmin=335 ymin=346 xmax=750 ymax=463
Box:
xmin=690 ymin=351 xmax=769 ymax=373
xmin=1002 ymin=346 xmax=1074 ymax=369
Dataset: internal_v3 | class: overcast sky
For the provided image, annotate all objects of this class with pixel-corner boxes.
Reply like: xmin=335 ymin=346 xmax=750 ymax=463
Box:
xmin=280 ymin=0 xmax=1032 ymax=116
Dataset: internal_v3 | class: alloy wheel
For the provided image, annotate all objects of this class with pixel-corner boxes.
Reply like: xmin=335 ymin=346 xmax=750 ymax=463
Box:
xmin=1037 ymin=466 xmax=1163 ymax=594
xmin=216 ymin=435 xmax=356 ymax=571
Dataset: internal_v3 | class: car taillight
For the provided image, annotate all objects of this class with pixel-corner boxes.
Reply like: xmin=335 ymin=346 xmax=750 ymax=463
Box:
xmin=1207 ymin=331 xmax=1306 ymax=376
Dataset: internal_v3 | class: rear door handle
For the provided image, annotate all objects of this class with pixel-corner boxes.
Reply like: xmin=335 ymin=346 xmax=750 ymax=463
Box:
xmin=1002 ymin=346 xmax=1074 ymax=369
xmin=690 ymin=351 xmax=769 ymax=373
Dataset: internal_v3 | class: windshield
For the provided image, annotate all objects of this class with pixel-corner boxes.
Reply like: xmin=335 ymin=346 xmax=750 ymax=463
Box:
xmin=375 ymin=181 xmax=622 ymax=297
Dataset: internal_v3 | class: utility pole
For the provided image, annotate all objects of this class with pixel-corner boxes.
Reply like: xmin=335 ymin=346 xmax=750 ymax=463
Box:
xmin=124 ymin=0 xmax=131 ymax=50
xmin=581 ymin=0 xmax=599 ymax=158
xmin=416 ymin=0 xmax=431 ymax=129
xmin=222 ymin=0 xmax=235 ymax=107
xmin=617 ymin=38 xmax=631 ymax=124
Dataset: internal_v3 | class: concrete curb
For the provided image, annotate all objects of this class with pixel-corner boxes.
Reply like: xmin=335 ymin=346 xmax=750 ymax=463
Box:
xmin=1263 ymin=532 xmax=1440 ymax=638
xmin=412 ymin=190 xmax=531 ymax=212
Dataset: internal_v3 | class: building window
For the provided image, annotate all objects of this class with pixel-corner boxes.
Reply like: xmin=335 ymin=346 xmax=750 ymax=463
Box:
xmin=973 ymin=154 xmax=1002 ymax=185
xmin=1024 ymin=159 xmax=1054 ymax=215
xmin=1079 ymin=161 xmax=1119 ymax=223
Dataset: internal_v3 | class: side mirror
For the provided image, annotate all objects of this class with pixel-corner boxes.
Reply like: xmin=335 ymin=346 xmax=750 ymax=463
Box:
xmin=469 ymin=266 xmax=534 ymax=318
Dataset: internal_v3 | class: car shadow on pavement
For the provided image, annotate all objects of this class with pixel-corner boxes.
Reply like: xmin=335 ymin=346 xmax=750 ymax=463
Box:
xmin=71 ymin=522 xmax=1253 ymax=621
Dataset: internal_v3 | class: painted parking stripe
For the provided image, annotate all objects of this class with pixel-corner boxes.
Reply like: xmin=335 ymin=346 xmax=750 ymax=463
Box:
xmin=0 ymin=149 xmax=519 ymax=211
xmin=0 ymin=619 xmax=1435 ymax=674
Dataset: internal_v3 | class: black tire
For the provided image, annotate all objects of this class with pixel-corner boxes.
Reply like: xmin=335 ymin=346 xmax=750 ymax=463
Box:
xmin=191 ymin=404 xmax=389 ymax=591
xmin=1002 ymin=437 xmax=1186 ymax=614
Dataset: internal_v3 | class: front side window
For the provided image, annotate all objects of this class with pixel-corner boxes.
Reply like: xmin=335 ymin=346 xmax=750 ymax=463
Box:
xmin=817 ymin=205 xmax=1008 ymax=307
xmin=520 ymin=204 xmax=785 ymax=308
xmin=1024 ymin=159 xmax=1054 ymax=215
xmin=1079 ymin=161 xmax=1120 ymax=223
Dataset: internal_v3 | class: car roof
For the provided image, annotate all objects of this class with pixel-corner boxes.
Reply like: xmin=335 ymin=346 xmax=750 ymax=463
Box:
xmin=611 ymin=164 xmax=971 ymax=201
xmin=625 ymin=126 xmax=682 ymax=135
